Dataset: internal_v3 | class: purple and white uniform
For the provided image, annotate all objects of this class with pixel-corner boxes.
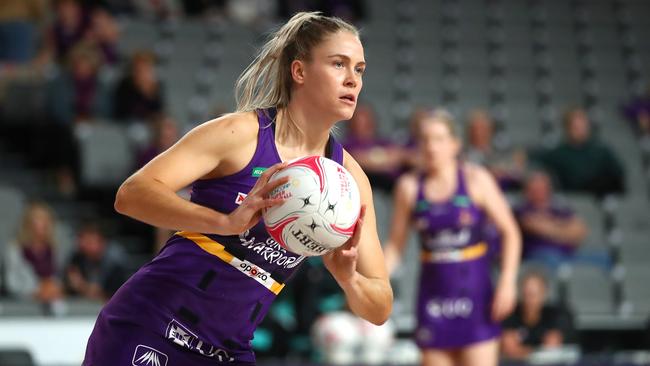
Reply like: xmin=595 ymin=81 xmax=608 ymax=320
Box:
xmin=412 ymin=167 xmax=500 ymax=350
xmin=83 ymin=108 xmax=344 ymax=365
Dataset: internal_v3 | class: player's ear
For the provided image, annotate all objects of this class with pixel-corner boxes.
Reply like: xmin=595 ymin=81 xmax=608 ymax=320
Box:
xmin=291 ymin=59 xmax=306 ymax=85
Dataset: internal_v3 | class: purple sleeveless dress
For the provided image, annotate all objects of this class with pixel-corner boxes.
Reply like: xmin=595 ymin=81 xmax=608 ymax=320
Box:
xmin=83 ymin=108 xmax=344 ymax=365
xmin=412 ymin=167 xmax=501 ymax=350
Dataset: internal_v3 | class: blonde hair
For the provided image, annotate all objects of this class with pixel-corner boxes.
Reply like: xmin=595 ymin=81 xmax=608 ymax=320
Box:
xmin=419 ymin=108 xmax=459 ymax=138
xmin=235 ymin=11 xmax=359 ymax=113
xmin=17 ymin=202 xmax=56 ymax=247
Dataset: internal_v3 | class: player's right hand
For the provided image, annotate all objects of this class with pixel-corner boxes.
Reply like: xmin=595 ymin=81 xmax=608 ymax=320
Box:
xmin=223 ymin=162 xmax=288 ymax=235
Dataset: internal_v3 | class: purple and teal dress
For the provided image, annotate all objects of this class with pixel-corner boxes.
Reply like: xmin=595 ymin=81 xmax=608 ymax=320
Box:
xmin=412 ymin=167 xmax=501 ymax=350
xmin=83 ymin=108 xmax=344 ymax=365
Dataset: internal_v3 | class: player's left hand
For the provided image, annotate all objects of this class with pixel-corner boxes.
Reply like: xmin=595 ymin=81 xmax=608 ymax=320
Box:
xmin=323 ymin=205 xmax=366 ymax=286
xmin=491 ymin=278 xmax=516 ymax=322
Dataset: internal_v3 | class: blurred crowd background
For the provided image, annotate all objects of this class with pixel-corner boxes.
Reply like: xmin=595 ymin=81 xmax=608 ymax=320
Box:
xmin=0 ymin=0 xmax=649 ymax=365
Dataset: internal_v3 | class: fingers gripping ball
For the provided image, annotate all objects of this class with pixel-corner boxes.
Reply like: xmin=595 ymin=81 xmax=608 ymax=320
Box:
xmin=263 ymin=156 xmax=361 ymax=256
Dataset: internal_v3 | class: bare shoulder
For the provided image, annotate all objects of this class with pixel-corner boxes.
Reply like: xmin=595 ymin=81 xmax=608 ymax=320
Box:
xmin=191 ymin=111 xmax=259 ymax=145
xmin=394 ymin=172 xmax=419 ymax=200
xmin=463 ymin=162 xmax=493 ymax=185
xmin=463 ymin=162 xmax=499 ymax=206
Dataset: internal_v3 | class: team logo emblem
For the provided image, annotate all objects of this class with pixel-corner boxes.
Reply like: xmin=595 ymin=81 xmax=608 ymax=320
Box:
xmin=235 ymin=192 xmax=247 ymax=205
xmin=132 ymin=345 xmax=168 ymax=366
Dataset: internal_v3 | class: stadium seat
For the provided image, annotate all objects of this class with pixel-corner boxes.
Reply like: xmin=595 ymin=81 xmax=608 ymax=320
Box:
xmin=621 ymin=265 xmax=650 ymax=315
xmin=566 ymin=264 xmax=615 ymax=315
xmin=77 ymin=123 xmax=133 ymax=188
xmin=0 ymin=349 xmax=34 ymax=366
xmin=0 ymin=186 xmax=25 ymax=247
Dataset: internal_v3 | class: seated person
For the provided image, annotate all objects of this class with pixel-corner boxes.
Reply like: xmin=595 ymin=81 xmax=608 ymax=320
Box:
xmin=64 ymin=222 xmax=128 ymax=301
xmin=135 ymin=114 xmax=180 ymax=169
xmin=463 ymin=109 xmax=527 ymax=190
xmin=515 ymin=171 xmax=588 ymax=269
xmin=622 ymin=83 xmax=650 ymax=136
xmin=534 ymin=107 xmax=625 ymax=197
xmin=501 ymin=271 xmax=574 ymax=360
xmin=4 ymin=202 xmax=64 ymax=305
xmin=342 ymin=103 xmax=405 ymax=193
xmin=515 ymin=171 xmax=611 ymax=270
xmin=113 ymin=50 xmax=164 ymax=122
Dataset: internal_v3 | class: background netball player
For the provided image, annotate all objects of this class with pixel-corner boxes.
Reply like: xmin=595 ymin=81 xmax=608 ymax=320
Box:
xmin=384 ymin=110 xmax=521 ymax=366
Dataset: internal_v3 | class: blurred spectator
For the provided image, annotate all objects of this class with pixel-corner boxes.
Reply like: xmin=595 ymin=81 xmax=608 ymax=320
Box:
xmin=47 ymin=0 xmax=119 ymax=64
xmin=0 ymin=0 xmax=46 ymax=64
xmin=342 ymin=103 xmax=405 ymax=193
xmin=48 ymin=40 xmax=112 ymax=124
xmin=64 ymin=222 xmax=128 ymax=301
xmin=501 ymin=271 xmax=574 ymax=360
xmin=515 ymin=171 xmax=585 ymax=265
xmin=3 ymin=202 xmax=64 ymax=304
xmin=622 ymin=84 xmax=650 ymax=136
xmin=534 ymin=107 xmax=625 ymax=197
xmin=113 ymin=50 xmax=165 ymax=122
xmin=87 ymin=7 xmax=120 ymax=64
xmin=464 ymin=109 xmax=527 ymax=190
xmin=136 ymin=114 xmax=180 ymax=168
xmin=515 ymin=171 xmax=610 ymax=270
xmin=48 ymin=0 xmax=90 ymax=62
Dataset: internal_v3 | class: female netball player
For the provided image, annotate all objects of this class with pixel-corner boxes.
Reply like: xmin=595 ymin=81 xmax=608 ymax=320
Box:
xmin=384 ymin=110 xmax=521 ymax=366
xmin=83 ymin=12 xmax=392 ymax=365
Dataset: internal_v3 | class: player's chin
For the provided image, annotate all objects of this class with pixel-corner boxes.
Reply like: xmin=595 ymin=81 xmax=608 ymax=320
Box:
xmin=335 ymin=102 xmax=357 ymax=120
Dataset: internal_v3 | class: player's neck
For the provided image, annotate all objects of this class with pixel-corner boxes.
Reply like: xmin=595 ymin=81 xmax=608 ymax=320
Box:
xmin=427 ymin=161 xmax=457 ymax=182
xmin=275 ymin=102 xmax=332 ymax=159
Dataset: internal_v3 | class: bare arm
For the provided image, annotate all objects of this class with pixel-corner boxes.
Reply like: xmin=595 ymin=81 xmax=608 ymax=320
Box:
xmin=323 ymin=151 xmax=393 ymax=325
xmin=114 ymin=112 xmax=287 ymax=235
xmin=470 ymin=165 xmax=521 ymax=321
xmin=542 ymin=329 xmax=563 ymax=348
xmin=546 ymin=216 xmax=587 ymax=244
xmin=521 ymin=213 xmax=587 ymax=246
xmin=383 ymin=174 xmax=418 ymax=274
xmin=501 ymin=330 xmax=533 ymax=360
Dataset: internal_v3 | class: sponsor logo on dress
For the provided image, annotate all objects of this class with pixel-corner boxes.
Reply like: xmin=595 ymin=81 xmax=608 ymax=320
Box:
xmin=132 ymin=345 xmax=168 ymax=366
xmin=235 ymin=192 xmax=247 ymax=205
xmin=251 ymin=167 xmax=267 ymax=177
xmin=166 ymin=319 xmax=235 ymax=362
xmin=426 ymin=297 xmax=473 ymax=319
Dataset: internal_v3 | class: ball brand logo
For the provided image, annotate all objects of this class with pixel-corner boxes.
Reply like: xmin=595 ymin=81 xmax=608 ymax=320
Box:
xmin=239 ymin=263 xmax=269 ymax=281
xmin=270 ymin=182 xmax=292 ymax=200
xmin=290 ymin=229 xmax=328 ymax=254
xmin=336 ymin=166 xmax=351 ymax=194
xmin=132 ymin=345 xmax=168 ymax=366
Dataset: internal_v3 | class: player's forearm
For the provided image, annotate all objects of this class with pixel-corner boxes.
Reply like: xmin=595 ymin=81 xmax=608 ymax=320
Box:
xmin=339 ymin=272 xmax=393 ymax=325
xmin=499 ymin=228 xmax=521 ymax=285
xmin=115 ymin=175 xmax=229 ymax=234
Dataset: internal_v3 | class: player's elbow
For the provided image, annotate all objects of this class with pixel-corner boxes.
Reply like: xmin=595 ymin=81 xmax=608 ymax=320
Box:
xmin=368 ymin=289 xmax=393 ymax=326
xmin=114 ymin=178 xmax=136 ymax=215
